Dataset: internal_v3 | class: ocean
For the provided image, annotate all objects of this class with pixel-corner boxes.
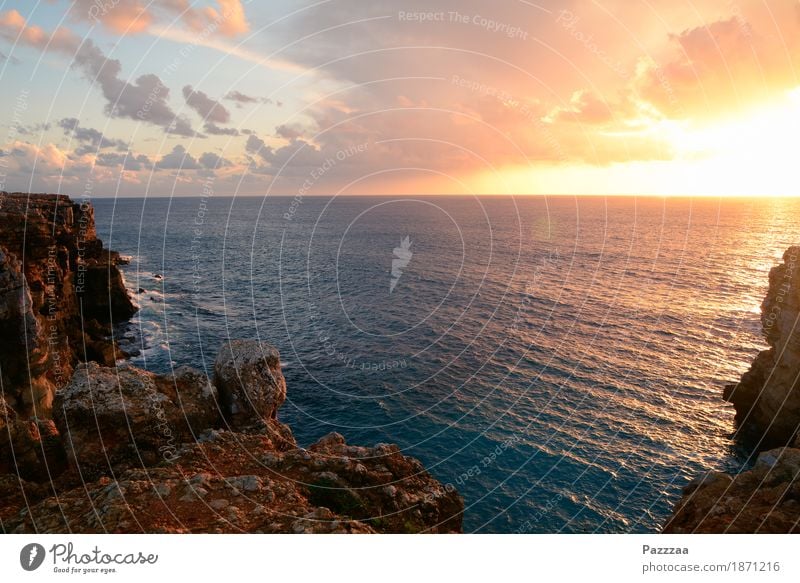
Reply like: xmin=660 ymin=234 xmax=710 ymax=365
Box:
xmin=92 ymin=195 xmax=800 ymax=533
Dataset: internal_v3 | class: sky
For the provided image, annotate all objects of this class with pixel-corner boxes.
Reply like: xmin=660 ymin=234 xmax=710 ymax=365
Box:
xmin=0 ymin=0 xmax=798 ymax=197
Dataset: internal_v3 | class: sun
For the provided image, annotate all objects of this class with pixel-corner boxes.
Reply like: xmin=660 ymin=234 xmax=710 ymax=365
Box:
xmin=662 ymin=86 xmax=800 ymax=197
xmin=476 ymin=87 xmax=800 ymax=197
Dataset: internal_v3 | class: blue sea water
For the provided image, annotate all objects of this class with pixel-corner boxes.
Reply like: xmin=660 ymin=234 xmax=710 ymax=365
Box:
xmin=92 ymin=195 xmax=800 ymax=533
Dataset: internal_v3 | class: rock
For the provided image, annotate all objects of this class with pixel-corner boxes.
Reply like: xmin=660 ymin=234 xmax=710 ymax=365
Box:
xmin=0 ymin=396 xmax=66 ymax=481
xmin=0 ymin=193 xmax=464 ymax=533
xmin=0 ymin=193 xmax=137 ymax=419
xmin=229 ymin=475 xmax=261 ymax=492
xmin=0 ymin=200 xmax=462 ymax=534
xmin=0 ymin=246 xmax=55 ymax=415
xmin=3 ymin=428 xmax=463 ymax=534
xmin=2 ymin=337 xmax=462 ymax=534
xmin=214 ymin=340 xmax=287 ymax=427
xmin=665 ymin=447 xmax=800 ymax=533
xmin=53 ymin=362 xmax=220 ymax=480
xmin=725 ymin=247 xmax=800 ymax=446
xmin=666 ymin=246 xmax=800 ymax=533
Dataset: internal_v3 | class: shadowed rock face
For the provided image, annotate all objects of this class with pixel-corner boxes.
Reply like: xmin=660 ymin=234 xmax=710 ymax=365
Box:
xmin=0 ymin=192 xmax=137 ymax=418
xmin=0 ymin=396 xmax=66 ymax=482
xmin=724 ymin=246 xmax=800 ymax=447
xmin=665 ymin=247 xmax=800 ymax=533
xmin=1 ymin=338 xmax=463 ymax=532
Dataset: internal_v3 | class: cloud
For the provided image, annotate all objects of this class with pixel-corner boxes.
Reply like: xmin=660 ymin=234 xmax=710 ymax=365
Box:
xmin=72 ymin=46 xmax=197 ymax=136
xmin=58 ymin=118 xmax=128 ymax=155
xmin=155 ymin=145 xmax=202 ymax=170
xmin=199 ymin=0 xmax=249 ymax=37
xmin=224 ymin=90 xmax=276 ymax=108
xmin=0 ymin=48 xmax=19 ymax=64
xmin=0 ymin=9 xmax=197 ymax=137
xmin=12 ymin=122 xmax=52 ymax=136
xmin=635 ymin=3 xmax=800 ymax=119
xmin=199 ymin=151 xmax=231 ymax=169
xmin=224 ymin=90 xmax=259 ymax=104
xmin=548 ymin=90 xmax=615 ymax=124
xmin=64 ymin=0 xmax=250 ymax=38
xmin=244 ymin=132 xmax=324 ymax=176
xmin=203 ymin=122 xmax=239 ymax=136
xmin=245 ymin=134 xmax=267 ymax=156
xmin=154 ymin=145 xmax=233 ymax=172
xmin=183 ymin=85 xmax=230 ymax=123
xmin=5 ymin=140 xmax=68 ymax=174
xmin=68 ymin=0 xmax=152 ymax=34
xmin=275 ymin=124 xmax=305 ymax=140
xmin=96 ymin=152 xmax=152 ymax=171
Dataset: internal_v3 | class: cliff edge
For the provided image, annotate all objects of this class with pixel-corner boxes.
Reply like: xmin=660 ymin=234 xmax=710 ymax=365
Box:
xmin=665 ymin=247 xmax=800 ymax=533
xmin=0 ymin=193 xmax=463 ymax=533
xmin=1 ymin=341 xmax=463 ymax=533
xmin=0 ymin=192 xmax=136 ymax=419
xmin=723 ymin=247 xmax=800 ymax=446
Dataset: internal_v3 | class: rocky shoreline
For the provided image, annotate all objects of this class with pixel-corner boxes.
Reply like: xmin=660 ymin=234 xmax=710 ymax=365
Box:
xmin=4 ymin=192 xmax=797 ymax=534
xmin=0 ymin=193 xmax=463 ymax=533
xmin=665 ymin=247 xmax=800 ymax=533
xmin=0 ymin=193 xmax=136 ymax=420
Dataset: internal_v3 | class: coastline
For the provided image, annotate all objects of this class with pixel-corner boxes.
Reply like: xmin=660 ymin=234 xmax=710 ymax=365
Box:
xmin=0 ymin=193 xmax=463 ymax=534
xmin=664 ymin=247 xmax=800 ymax=533
xmin=2 ymin=192 xmax=798 ymax=533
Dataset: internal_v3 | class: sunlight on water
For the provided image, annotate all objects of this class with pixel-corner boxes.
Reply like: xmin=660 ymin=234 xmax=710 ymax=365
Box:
xmin=94 ymin=195 xmax=799 ymax=533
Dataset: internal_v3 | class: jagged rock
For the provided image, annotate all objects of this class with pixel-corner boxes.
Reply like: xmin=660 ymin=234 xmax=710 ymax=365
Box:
xmin=3 ymin=429 xmax=463 ymax=534
xmin=2 ymin=349 xmax=462 ymax=533
xmin=666 ymin=246 xmax=800 ymax=533
xmin=724 ymin=247 xmax=800 ymax=446
xmin=0 ymin=193 xmax=462 ymax=533
xmin=0 ymin=193 xmax=137 ymax=418
xmin=0 ymin=396 xmax=66 ymax=482
xmin=0 ymin=246 xmax=54 ymax=414
xmin=665 ymin=447 xmax=800 ymax=533
xmin=53 ymin=362 xmax=220 ymax=480
xmin=214 ymin=339 xmax=287 ymax=427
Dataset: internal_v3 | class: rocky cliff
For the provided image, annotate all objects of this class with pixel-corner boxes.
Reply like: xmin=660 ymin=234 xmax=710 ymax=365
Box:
xmin=665 ymin=247 xmax=800 ymax=533
xmin=0 ymin=193 xmax=463 ymax=533
xmin=0 ymin=192 xmax=137 ymax=419
xmin=723 ymin=247 xmax=800 ymax=447
xmin=1 ymin=341 xmax=463 ymax=533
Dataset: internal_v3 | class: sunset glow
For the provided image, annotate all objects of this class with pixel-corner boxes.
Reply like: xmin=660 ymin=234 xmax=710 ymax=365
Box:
xmin=1 ymin=1 xmax=799 ymax=197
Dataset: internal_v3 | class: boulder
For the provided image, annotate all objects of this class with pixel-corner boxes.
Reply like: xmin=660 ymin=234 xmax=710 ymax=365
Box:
xmin=214 ymin=340 xmax=287 ymax=427
xmin=664 ymin=447 xmax=800 ymax=533
xmin=53 ymin=362 xmax=220 ymax=479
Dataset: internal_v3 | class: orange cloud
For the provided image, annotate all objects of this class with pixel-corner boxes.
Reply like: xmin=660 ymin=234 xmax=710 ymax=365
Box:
xmin=547 ymin=90 xmax=615 ymax=124
xmin=0 ymin=9 xmax=82 ymax=52
xmin=83 ymin=0 xmax=152 ymax=34
xmin=1 ymin=10 xmax=51 ymax=47
xmin=67 ymin=0 xmax=250 ymax=38
xmin=202 ymin=0 xmax=249 ymax=37
xmin=635 ymin=1 xmax=800 ymax=120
